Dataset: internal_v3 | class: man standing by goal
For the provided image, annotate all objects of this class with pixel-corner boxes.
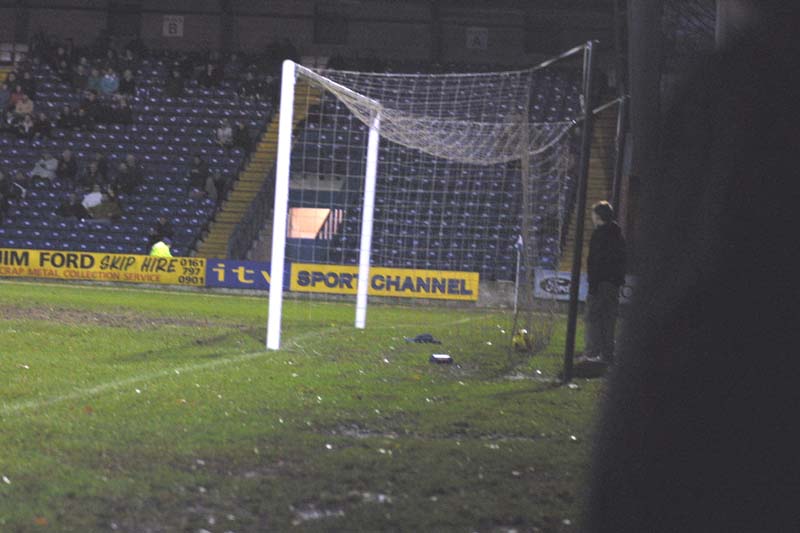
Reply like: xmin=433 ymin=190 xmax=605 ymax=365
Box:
xmin=585 ymin=201 xmax=625 ymax=364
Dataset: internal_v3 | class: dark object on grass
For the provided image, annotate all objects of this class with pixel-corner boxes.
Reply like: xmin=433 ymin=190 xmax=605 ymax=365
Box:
xmin=404 ymin=333 xmax=442 ymax=344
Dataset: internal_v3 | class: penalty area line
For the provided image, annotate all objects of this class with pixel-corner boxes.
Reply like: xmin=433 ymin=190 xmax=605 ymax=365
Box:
xmin=0 ymin=328 xmax=329 ymax=416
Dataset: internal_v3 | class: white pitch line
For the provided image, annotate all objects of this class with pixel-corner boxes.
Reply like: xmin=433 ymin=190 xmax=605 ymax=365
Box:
xmin=0 ymin=314 xmax=494 ymax=416
xmin=0 ymin=349 xmax=268 ymax=416
xmin=0 ymin=328 xmax=330 ymax=416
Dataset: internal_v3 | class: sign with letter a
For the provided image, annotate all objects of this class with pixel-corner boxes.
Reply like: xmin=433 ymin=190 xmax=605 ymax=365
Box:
xmin=163 ymin=15 xmax=184 ymax=37
xmin=466 ymin=27 xmax=488 ymax=50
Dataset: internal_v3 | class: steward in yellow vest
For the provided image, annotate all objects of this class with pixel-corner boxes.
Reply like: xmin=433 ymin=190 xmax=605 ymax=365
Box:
xmin=149 ymin=238 xmax=173 ymax=257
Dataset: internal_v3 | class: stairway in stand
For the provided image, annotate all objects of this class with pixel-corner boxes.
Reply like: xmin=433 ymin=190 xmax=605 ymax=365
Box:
xmin=558 ymin=107 xmax=617 ymax=272
xmin=196 ymin=82 xmax=321 ymax=259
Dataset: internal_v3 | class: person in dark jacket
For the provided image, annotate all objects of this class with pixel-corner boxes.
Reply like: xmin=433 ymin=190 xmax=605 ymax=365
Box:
xmin=57 ymin=193 xmax=90 ymax=220
xmin=55 ymin=149 xmax=78 ymax=185
xmin=584 ymin=200 xmax=625 ymax=363
xmin=147 ymin=216 xmax=175 ymax=248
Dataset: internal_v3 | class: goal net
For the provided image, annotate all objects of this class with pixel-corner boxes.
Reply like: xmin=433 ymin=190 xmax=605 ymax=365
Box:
xmin=266 ymin=48 xmax=586 ymax=353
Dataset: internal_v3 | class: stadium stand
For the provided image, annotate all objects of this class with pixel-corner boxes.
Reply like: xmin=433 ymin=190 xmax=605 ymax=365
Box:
xmin=2 ymin=44 xmax=585 ymax=275
xmin=0 ymin=51 xmax=273 ymax=256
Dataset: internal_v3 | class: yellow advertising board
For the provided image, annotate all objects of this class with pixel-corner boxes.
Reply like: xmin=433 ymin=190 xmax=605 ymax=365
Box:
xmin=0 ymin=248 xmax=206 ymax=287
xmin=290 ymin=263 xmax=479 ymax=301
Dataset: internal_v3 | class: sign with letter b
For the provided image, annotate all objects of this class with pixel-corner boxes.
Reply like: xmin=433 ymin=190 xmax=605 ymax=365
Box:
xmin=163 ymin=15 xmax=184 ymax=37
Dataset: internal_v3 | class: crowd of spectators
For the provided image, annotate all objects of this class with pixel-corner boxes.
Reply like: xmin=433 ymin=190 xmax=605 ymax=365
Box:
xmin=1 ymin=32 xmax=297 ymax=250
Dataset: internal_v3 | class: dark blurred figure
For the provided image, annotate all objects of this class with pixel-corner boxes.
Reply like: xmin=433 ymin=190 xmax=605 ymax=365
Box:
xmin=32 ymin=111 xmax=53 ymax=140
xmin=232 ymin=120 xmax=252 ymax=152
xmin=165 ymin=68 xmax=185 ymax=99
xmin=587 ymin=5 xmax=800 ymax=533
xmin=148 ymin=216 xmax=174 ymax=248
xmin=57 ymin=192 xmax=90 ymax=220
xmin=118 ymin=69 xmax=136 ymax=96
xmin=56 ymin=149 xmax=78 ymax=185
xmin=584 ymin=201 xmax=626 ymax=364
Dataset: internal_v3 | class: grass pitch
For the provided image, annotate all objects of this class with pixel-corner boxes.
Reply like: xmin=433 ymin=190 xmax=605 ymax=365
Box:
xmin=0 ymin=280 xmax=601 ymax=532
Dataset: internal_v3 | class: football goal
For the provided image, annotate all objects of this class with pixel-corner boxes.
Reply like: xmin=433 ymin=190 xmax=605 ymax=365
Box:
xmin=266 ymin=44 xmax=593 ymax=352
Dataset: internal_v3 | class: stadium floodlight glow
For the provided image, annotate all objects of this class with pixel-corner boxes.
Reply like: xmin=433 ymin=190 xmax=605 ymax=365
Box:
xmin=266 ymin=47 xmax=589 ymax=351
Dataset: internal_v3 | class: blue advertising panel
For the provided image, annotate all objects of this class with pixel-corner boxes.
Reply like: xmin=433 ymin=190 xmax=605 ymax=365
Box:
xmin=205 ymin=259 xmax=286 ymax=290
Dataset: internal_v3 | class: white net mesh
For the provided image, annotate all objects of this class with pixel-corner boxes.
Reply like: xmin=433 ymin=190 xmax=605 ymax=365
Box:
xmin=300 ymin=65 xmax=575 ymax=165
xmin=286 ymin=63 xmax=582 ymax=281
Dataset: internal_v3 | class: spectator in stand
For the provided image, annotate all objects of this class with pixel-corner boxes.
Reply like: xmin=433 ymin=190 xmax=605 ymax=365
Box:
xmin=113 ymin=161 xmax=137 ymax=195
xmin=14 ymin=93 xmax=34 ymax=119
xmin=74 ymin=107 xmax=95 ymax=131
xmin=71 ymin=64 xmax=89 ymax=92
xmin=188 ymin=155 xmax=209 ymax=191
xmin=82 ymin=183 xmax=122 ymax=221
xmin=124 ymin=153 xmax=143 ymax=186
xmin=81 ymin=183 xmax=102 ymax=212
xmin=147 ymin=215 xmax=175 ymax=248
xmin=198 ymin=62 xmax=222 ymax=88
xmin=203 ymin=173 xmax=218 ymax=204
xmin=76 ymin=55 xmax=90 ymax=72
xmin=0 ymin=82 xmax=10 ymax=111
xmin=8 ymin=85 xmax=26 ymax=109
xmin=264 ymin=74 xmax=279 ymax=104
xmin=32 ymin=112 xmax=52 ymax=140
xmin=15 ymin=113 xmax=36 ymax=141
xmin=57 ymin=192 xmax=89 ymax=220
xmin=56 ymin=105 xmax=77 ymax=129
xmin=0 ymin=187 xmax=9 ymax=222
xmin=109 ymin=94 xmax=133 ymax=125
xmin=0 ymin=171 xmax=28 ymax=204
xmin=87 ymin=68 xmax=102 ymax=93
xmin=215 ymin=119 xmax=233 ymax=149
xmin=49 ymin=45 xmax=71 ymax=71
xmin=4 ymin=71 xmax=18 ymax=89
xmin=92 ymin=152 xmax=109 ymax=181
xmin=56 ymin=149 xmax=78 ymax=185
xmin=2 ymin=112 xmax=18 ymax=135
xmin=19 ymin=71 xmax=36 ymax=100
xmin=118 ymin=48 xmax=137 ymax=73
xmin=103 ymin=48 xmax=118 ymax=70
xmin=31 ymin=152 xmax=58 ymax=182
xmin=78 ymin=160 xmax=106 ymax=191
xmin=217 ymin=170 xmax=232 ymax=202
xmin=56 ymin=59 xmax=72 ymax=83
xmin=81 ymin=90 xmax=102 ymax=123
xmin=165 ymin=68 xmax=184 ymax=99
xmin=233 ymin=121 xmax=252 ymax=152
xmin=238 ymin=71 xmax=263 ymax=100
xmin=99 ymin=67 xmax=119 ymax=96
xmin=118 ymin=69 xmax=136 ymax=96
xmin=89 ymin=186 xmax=122 ymax=221
xmin=0 ymin=170 xmax=25 ymax=218
xmin=224 ymin=52 xmax=243 ymax=79
xmin=13 ymin=170 xmax=32 ymax=191
xmin=207 ymin=170 xmax=228 ymax=209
